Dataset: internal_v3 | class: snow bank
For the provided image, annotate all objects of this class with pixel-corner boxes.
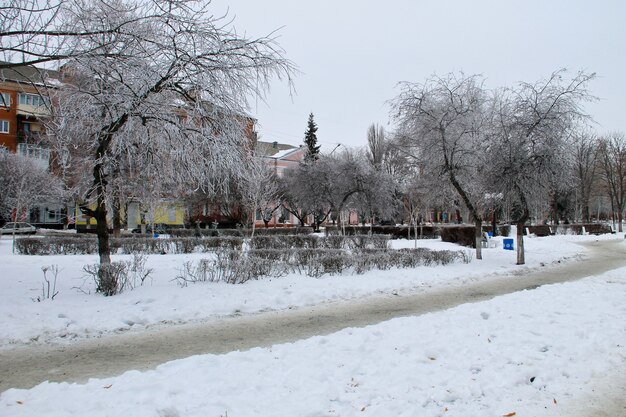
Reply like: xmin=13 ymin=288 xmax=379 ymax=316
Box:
xmin=2 ymin=267 xmax=624 ymax=417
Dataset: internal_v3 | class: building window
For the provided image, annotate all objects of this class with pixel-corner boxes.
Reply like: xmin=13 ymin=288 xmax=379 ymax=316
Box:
xmin=0 ymin=92 xmax=10 ymax=107
xmin=17 ymin=143 xmax=50 ymax=162
xmin=18 ymin=93 xmax=49 ymax=107
xmin=0 ymin=120 xmax=9 ymax=133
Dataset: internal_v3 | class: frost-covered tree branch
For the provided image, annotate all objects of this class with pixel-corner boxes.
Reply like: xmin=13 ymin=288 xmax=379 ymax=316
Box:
xmin=38 ymin=0 xmax=295 ymax=267
xmin=390 ymin=72 xmax=490 ymax=259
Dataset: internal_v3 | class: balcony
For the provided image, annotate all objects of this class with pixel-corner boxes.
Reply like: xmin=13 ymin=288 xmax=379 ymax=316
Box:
xmin=17 ymin=143 xmax=50 ymax=170
xmin=16 ymin=93 xmax=51 ymax=118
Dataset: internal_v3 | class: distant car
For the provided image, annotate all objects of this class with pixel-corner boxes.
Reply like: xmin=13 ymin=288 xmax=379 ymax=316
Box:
xmin=0 ymin=222 xmax=37 ymax=235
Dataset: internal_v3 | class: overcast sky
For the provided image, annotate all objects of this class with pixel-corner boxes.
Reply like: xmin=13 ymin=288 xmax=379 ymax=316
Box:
xmin=212 ymin=0 xmax=625 ymax=151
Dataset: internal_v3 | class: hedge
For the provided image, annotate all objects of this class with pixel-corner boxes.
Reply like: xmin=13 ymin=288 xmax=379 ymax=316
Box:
xmin=14 ymin=236 xmax=244 ymax=255
xmin=324 ymin=225 xmax=440 ymax=239
xmin=440 ymin=226 xmax=477 ymax=247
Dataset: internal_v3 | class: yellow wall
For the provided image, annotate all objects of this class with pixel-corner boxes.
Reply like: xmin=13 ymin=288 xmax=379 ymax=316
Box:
xmin=75 ymin=201 xmax=186 ymax=227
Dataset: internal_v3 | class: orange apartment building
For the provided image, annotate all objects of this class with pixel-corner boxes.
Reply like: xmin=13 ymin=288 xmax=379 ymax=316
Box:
xmin=0 ymin=64 xmax=70 ymax=226
xmin=0 ymin=64 xmax=57 ymax=160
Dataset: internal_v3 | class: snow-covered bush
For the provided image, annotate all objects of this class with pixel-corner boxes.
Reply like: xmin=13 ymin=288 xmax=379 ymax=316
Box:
xmin=15 ymin=236 xmax=243 ymax=255
xmin=15 ymin=237 xmax=98 ymax=255
xmin=84 ymin=262 xmax=127 ymax=296
xmin=345 ymin=234 xmax=390 ymax=251
xmin=249 ymin=235 xmax=292 ymax=250
xmin=317 ymin=253 xmax=350 ymax=276
xmin=172 ymin=246 xmax=467 ymax=286
xmin=321 ymin=235 xmax=345 ymax=249
xmin=247 ymin=249 xmax=293 ymax=262
xmin=84 ymin=254 xmax=153 ymax=296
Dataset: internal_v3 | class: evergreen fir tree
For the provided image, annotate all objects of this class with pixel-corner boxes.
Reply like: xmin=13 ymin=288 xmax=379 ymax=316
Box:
xmin=303 ymin=113 xmax=320 ymax=161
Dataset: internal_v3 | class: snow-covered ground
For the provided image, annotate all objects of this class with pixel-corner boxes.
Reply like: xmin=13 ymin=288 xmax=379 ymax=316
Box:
xmin=1 ymin=232 xmax=625 ymax=416
xmin=0 ymin=231 xmax=619 ymax=348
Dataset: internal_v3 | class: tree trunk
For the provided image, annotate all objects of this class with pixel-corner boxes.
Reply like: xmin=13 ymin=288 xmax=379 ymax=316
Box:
xmin=112 ymin=194 xmax=122 ymax=238
xmin=609 ymin=193 xmax=617 ymax=231
xmin=513 ymin=186 xmax=530 ymax=266
xmin=582 ymin=201 xmax=590 ymax=223
xmin=474 ymin=219 xmax=482 ymax=260
xmin=95 ymin=193 xmax=111 ymax=265
xmin=516 ymin=221 xmax=525 ymax=265
xmin=551 ymin=193 xmax=559 ymax=224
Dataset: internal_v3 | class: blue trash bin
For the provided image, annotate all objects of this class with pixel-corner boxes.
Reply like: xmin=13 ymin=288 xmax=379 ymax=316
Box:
xmin=503 ymin=238 xmax=514 ymax=250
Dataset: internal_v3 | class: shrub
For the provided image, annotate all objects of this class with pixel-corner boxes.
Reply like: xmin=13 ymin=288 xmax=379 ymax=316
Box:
xmin=15 ymin=237 xmax=99 ymax=255
xmin=440 ymin=226 xmax=476 ymax=247
xmin=84 ymin=262 xmax=126 ymax=296
xmin=248 ymin=249 xmax=293 ymax=262
xmin=250 ymin=227 xmax=313 ymax=236
xmin=83 ymin=254 xmax=153 ymax=296
xmin=198 ymin=236 xmax=244 ymax=251
xmin=525 ymin=225 xmax=552 ymax=237
xmin=14 ymin=235 xmax=243 ymax=255
xmin=249 ymin=234 xmax=319 ymax=250
xmin=325 ymin=225 xmax=440 ymax=239
xmin=249 ymin=235 xmax=289 ymax=250
xmin=322 ymin=234 xmax=391 ymax=251
xmin=287 ymin=234 xmax=320 ymax=248
xmin=583 ymin=223 xmax=613 ymax=235
xmin=317 ymin=253 xmax=350 ymax=276
xmin=322 ymin=235 xmax=346 ymax=249
xmin=552 ymin=223 xmax=613 ymax=236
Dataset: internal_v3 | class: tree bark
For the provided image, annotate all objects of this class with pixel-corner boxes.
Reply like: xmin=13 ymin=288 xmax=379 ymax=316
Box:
xmin=514 ymin=186 xmax=530 ymax=265
xmin=95 ymin=194 xmax=111 ymax=265
xmin=447 ymin=171 xmax=482 ymax=260
xmin=112 ymin=194 xmax=121 ymax=238
xmin=516 ymin=221 xmax=525 ymax=265
xmin=474 ymin=218 xmax=483 ymax=260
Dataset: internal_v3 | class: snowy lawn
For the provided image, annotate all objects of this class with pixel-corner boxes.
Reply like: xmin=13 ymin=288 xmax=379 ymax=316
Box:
xmin=2 ymin=262 xmax=625 ymax=416
xmin=0 ymin=231 xmax=621 ymax=348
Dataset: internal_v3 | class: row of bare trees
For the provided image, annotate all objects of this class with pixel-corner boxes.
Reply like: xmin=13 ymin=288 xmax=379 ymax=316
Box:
xmin=387 ymin=70 xmax=626 ymax=265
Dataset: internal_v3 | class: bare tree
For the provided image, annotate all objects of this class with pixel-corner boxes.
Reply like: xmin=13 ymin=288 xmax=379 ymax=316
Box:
xmin=488 ymin=69 xmax=595 ymax=264
xmin=571 ymin=131 xmax=600 ymax=223
xmin=36 ymin=0 xmax=294 ymax=267
xmin=0 ymin=148 xmax=64 ymax=250
xmin=1 ymin=0 xmax=166 ymax=68
xmin=390 ymin=73 xmax=490 ymax=259
xmin=598 ymin=132 xmax=626 ymax=231
xmin=282 ymin=153 xmax=366 ymax=232
xmin=240 ymin=156 xmax=282 ymax=236
xmin=366 ymin=123 xmax=386 ymax=168
xmin=345 ymin=149 xmax=395 ymax=228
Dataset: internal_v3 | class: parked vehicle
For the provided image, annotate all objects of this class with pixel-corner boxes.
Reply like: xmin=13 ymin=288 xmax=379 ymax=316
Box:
xmin=0 ymin=222 xmax=37 ymax=235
